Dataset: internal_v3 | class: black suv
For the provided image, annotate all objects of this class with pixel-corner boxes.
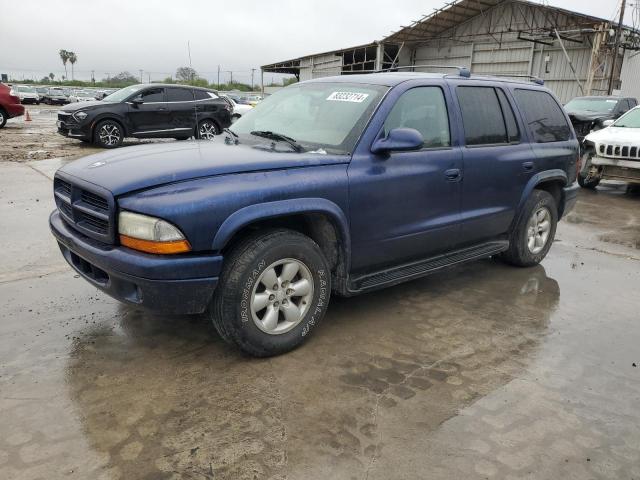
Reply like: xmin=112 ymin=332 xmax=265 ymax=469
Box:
xmin=564 ymin=95 xmax=638 ymax=143
xmin=57 ymin=84 xmax=232 ymax=148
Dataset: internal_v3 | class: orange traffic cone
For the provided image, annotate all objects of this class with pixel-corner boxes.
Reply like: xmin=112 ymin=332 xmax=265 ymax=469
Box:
xmin=25 ymin=110 xmax=32 ymax=122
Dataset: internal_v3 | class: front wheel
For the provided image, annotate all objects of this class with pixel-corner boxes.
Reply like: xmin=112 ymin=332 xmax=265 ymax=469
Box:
xmin=209 ymin=229 xmax=331 ymax=357
xmin=501 ymin=190 xmax=558 ymax=267
xmin=196 ymin=119 xmax=220 ymax=140
xmin=93 ymin=119 xmax=123 ymax=148
xmin=0 ymin=108 xmax=6 ymax=129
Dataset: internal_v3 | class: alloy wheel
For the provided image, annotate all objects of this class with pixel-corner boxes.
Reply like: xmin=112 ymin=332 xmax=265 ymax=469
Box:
xmin=198 ymin=121 xmax=218 ymax=140
xmin=526 ymin=207 xmax=551 ymax=254
xmin=250 ymin=258 xmax=314 ymax=335
xmin=98 ymin=123 xmax=121 ymax=146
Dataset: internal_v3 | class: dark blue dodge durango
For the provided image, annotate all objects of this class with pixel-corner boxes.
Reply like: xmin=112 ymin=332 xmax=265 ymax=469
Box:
xmin=50 ymin=71 xmax=579 ymax=356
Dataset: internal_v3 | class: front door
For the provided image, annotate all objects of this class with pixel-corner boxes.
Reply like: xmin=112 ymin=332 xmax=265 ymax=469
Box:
xmin=348 ymin=85 xmax=463 ymax=273
xmin=128 ymin=87 xmax=169 ymax=135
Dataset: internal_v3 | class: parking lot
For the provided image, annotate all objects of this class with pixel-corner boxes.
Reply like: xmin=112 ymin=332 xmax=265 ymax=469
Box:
xmin=1 ymin=109 xmax=640 ymax=480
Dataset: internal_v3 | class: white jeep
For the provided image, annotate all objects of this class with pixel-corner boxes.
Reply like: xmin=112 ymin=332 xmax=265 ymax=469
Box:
xmin=580 ymin=107 xmax=640 ymax=189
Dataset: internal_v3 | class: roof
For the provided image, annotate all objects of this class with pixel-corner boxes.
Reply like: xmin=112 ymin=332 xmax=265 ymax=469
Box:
xmin=302 ymin=71 xmax=548 ymax=88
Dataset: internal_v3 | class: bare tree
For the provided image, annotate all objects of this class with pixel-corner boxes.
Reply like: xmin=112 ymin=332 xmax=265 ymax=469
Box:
xmin=176 ymin=67 xmax=198 ymax=82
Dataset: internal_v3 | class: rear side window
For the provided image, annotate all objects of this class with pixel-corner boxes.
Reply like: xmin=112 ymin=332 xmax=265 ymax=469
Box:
xmin=457 ymin=86 xmax=510 ymax=145
xmin=166 ymin=88 xmax=194 ymax=102
xmin=514 ymin=89 xmax=571 ymax=143
xmin=383 ymin=86 xmax=450 ymax=148
xmin=496 ymin=89 xmax=520 ymax=142
xmin=194 ymin=89 xmax=212 ymax=100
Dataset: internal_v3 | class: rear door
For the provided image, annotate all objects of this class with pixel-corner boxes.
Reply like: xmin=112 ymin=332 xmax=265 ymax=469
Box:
xmin=127 ymin=87 xmax=169 ymax=135
xmin=166 ymin=87 xmax=197 ymax=134
xmin=453 ymin=84 xmax=531 ymax=245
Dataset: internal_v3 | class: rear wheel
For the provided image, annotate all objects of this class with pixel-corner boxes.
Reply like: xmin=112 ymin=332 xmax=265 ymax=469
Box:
xmin=501 ymin=190 xmax=557 ymax=267
xmin=93 ymin=119 xmax=123 ymax=148
xmin=196 ymin=119 xmax=220 ymax=140
xmin=0 ymin=108 xmax=6 ymax=129
xmin=209 ymin=229 xmax=331 ymax=357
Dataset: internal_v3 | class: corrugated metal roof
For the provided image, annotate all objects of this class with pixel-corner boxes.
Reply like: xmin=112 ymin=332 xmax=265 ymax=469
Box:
xmin=383 ymin=0 xmax=629 ymax=44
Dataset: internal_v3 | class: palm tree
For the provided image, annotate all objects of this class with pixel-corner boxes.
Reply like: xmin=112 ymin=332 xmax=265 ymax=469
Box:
xmin=59 ymin=49 xmax=69 ymax=79
xmin=68 ymin=52 xmax=77 ymax=80
xmin=48 ymin=73 xmax=54 ymax=82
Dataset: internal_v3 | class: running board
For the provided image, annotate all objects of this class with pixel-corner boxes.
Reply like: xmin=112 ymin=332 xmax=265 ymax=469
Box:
xmin=349 ymin=241 xmax=509 ymax=293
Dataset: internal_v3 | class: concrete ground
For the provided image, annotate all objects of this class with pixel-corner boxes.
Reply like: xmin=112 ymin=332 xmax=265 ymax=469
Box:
xmin=1 ymin=114 xmax=639 ymax=479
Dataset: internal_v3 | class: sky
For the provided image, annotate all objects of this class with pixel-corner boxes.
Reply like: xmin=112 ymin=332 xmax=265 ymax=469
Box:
xmin=0 ymin=0 xmax=627 ymax=85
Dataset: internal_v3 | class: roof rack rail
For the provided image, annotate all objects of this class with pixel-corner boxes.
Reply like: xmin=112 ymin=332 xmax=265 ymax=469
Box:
xmin=477 ymin=73 xmax=545 ymax=85
xmin=378 ymin=64 xmax=471 ymax=78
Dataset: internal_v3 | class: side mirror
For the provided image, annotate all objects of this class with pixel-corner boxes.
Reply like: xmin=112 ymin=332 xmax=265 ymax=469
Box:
xmin=371 ymin=128 xmax=424 ymax=154
xmin=130 ymin=97 xmax=143 ymax=106
xmin=602 ymin=119 xmax=615 ymax=127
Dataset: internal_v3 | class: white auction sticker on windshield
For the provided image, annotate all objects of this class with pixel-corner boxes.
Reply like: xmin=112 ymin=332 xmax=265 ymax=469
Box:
xmin=326 ymin=91 xmax=369 ymax=103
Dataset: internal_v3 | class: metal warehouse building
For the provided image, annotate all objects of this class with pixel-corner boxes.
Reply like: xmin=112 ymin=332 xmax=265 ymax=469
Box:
xmin=262 ymin=0 xmax=640 ymax=103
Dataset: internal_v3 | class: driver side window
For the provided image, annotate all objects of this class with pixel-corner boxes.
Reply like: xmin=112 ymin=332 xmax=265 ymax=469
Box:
xmin=133 ymin=88 xmax=164 ymax=103
xmin=383 ymin=87 xmax=450 ymax=148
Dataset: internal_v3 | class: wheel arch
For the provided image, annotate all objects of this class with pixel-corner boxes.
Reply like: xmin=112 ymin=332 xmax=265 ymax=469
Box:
xmin=212 ymin=199 xmax=351 ymax=293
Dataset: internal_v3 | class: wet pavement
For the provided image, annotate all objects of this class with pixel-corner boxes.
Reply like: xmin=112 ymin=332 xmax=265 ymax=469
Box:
xmin=1 ymin=127 xmax=640 ymax=479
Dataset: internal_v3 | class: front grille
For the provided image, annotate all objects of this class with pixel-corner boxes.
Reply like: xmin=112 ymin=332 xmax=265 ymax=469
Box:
xmin=54 ymin=175 xmax=114 ymax=243
xmin=598 ymin=143 xmax=640 ymax=161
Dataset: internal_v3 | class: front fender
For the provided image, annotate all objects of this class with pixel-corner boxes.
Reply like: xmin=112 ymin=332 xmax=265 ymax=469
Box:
xmin=212 ymin=198 xmax=350 ymax=254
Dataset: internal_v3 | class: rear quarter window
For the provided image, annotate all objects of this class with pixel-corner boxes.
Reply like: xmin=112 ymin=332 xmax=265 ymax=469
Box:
xmin=514 ymin=89 xmax=571 ymax=143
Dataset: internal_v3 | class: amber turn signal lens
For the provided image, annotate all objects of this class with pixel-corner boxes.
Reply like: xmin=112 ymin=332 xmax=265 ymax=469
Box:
xmin=120 ymin=235 xmax=191 ymax=254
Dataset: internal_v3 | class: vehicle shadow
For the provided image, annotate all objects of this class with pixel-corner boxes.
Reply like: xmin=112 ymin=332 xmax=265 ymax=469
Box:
xmin=64 ymin=259 xmax=559 ymax=479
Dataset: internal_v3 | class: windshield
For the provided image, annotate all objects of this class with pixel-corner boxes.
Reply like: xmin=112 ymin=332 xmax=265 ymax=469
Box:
xmin=18 ymin=86 xmax=35 ymax=93
xmin=565 ymin=97 xmax=618 ymax=113
xmin=230 ymin=82 xmax=388 ymax=154
xmin=50 ymin=88 xmax=63 ymax=94
xmin=102 ymin=85 xmax=144 ymax=103
xmin=613 ymin=108 xmax=640 ymax=128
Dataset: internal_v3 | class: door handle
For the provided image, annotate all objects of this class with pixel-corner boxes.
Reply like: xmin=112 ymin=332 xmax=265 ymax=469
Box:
xmin=445 ymin=168 xmax=462 ymax=181
xmin=522 ymin=161 xmax=534 ymax=172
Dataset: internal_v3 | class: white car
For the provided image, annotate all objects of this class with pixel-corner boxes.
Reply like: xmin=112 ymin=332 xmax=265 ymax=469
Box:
xmin=581 ymin=107 xmax=640 ymax=188
xmin=68 ymin=91 xmax=97 ymax=103
xmin=12 ymin=85 xmax=40 ymax=105
xmin=221 ymin=94 xmax=253 ymax=123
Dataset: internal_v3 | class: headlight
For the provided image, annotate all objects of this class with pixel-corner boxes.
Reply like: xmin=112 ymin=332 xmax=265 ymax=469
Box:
xmin=73 ymin=111 xmax=88 ymax=121
xmin=118 ymin=211 xmax=191 ymax=254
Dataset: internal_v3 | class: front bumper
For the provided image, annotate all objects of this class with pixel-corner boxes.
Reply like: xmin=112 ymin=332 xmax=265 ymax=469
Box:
xmin=590 ymin=155 xmax=640 ymax=184
xmin=57 ymin=119 xmax=91 ymax=140
xmin=561 ymin=182 xmax=579 ymax=218
xmin=50 ymin=210 xmax=222 ymax=314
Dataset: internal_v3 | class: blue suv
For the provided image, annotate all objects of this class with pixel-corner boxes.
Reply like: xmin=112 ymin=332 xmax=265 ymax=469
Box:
xmin=50 ymin=72 xmax=579 ymax=356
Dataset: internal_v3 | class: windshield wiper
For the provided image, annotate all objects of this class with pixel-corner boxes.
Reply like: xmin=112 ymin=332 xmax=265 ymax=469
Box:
xmin=224 ymin=128 xmax=238 ymax=138
xmin=250 ymin=130 xmax=303 ymax=152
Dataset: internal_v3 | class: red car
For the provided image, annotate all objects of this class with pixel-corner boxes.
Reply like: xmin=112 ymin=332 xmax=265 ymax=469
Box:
xmin=0 ymin=83 xmax=25 ymax=128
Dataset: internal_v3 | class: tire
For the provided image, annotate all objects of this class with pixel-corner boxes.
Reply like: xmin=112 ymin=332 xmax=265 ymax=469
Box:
xmin=196 ymin=119 xmax=220 ymax=140
xmin=501 ymin=190 xmax=558 ymax=267
xmin=209 ymin=229 xmax=331 ymax=357
xmin=0 ymin=108 xmax=6 ymax=129
xmin=578 ymin=149 xmax=601 ymax=189
xmin=93 ymin=119 xmax=123 ymax=148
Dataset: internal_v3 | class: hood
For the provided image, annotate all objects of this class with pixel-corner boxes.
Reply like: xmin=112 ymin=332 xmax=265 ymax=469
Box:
xmin=59 ymin=140 xmax=349 ymax=196
xmin=585 ymin=126 xmax=640 ymax=145
xmin=61 ymin=100 xmax=105 ymax=112
xmin=566 ymin=110 xmax=613 ymax=123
